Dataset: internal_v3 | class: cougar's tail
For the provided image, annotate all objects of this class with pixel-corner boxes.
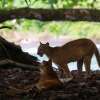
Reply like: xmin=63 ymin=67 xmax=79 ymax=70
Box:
xmin=95 ymin=45 xmax=100 ymax=67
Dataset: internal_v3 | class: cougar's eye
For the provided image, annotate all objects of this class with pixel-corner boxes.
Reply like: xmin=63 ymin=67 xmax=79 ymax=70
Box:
xmin=37 ymin=50 xmax=43 ymax=57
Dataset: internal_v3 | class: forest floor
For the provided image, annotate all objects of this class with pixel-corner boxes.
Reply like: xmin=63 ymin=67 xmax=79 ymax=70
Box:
xmin=0 ymin=67 xmax=100 ymax=100
xmin=0 ymin=34 xmax=100 ymax=100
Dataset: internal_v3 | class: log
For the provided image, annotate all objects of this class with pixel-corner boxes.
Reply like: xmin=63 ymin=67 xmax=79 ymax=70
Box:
xmin=0 ymin=8 xmax=100 ymax=22
xmin=0 ymin=59 xmax=39 ymax=71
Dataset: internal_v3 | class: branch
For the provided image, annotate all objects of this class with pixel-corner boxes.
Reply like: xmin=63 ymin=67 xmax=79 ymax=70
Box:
xmin=0 ymin=8 xmax=100 ymax=22
xmin=0 ymin=59 xmax=39 ymax=71
xmin=0 ymin=26 xmax=12 ymax=29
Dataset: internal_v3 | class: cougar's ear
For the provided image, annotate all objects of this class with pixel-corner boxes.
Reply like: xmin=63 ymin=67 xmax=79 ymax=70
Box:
xmin=46 ymin=42 xmax=49 ymax=45
xmin=40 ymin=42 xmax=42 ymax=44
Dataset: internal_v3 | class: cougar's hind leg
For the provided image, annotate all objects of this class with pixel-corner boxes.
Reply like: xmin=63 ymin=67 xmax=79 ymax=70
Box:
xmin=84 ymin=56 xmax=92 ymax=77
xmin=77 ymin=58 xmax=83 ymax=76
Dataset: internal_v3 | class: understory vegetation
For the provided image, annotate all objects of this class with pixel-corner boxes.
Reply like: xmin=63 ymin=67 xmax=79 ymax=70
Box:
xmin=0 ymin=0 xmax=100 ymax=40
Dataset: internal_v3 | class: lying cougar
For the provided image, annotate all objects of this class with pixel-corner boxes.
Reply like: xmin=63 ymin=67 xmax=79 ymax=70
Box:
xmin=36 ymin=59 xmax=62 ymax=91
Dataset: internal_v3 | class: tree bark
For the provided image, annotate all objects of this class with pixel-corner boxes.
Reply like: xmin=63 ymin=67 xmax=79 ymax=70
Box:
xmin=0 ymin=7 xmax=100 ymax=22
xmin=0 ymin=59 xmax=39 ymax=70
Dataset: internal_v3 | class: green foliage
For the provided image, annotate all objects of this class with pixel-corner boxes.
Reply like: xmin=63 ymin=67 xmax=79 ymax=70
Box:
xmin=24 ymin=0 xmax=31 ymax=7
xmin=1 ymin=0 xmax=13 ymax=8
xmin=0 ymin=0 xmax=99 ymax=8
xmin=0 ymin=0 xmax=100 ymax=40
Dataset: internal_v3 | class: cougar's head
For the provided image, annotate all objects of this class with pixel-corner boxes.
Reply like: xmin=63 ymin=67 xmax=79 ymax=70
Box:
xmin=37 ymin=42 xmax=49 ymax=57
xmin=40 ymin=59 xmax=52 ymax=73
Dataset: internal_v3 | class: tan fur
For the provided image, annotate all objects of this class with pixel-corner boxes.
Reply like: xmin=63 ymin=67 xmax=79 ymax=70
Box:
xmin=37 ymin=38 xmax=100 ymax=78
xmin=36 ymin=59 xmax=62 ymax=91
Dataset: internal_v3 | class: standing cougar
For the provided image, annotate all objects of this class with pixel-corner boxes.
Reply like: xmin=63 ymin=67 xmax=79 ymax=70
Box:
xmin=37 ymin=38 xmax=100 ymax=78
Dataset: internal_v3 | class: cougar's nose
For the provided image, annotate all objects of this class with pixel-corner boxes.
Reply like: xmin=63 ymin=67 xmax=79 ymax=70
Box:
xmin=37 ymin=51 xmax=43 ymax=57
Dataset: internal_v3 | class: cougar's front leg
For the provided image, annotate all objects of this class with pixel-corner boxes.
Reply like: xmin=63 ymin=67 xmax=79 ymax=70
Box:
xmin=77 ymin=58 xmax=83 ymax=76
xmin=59 ymin=63 xmax=72 ymax=78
